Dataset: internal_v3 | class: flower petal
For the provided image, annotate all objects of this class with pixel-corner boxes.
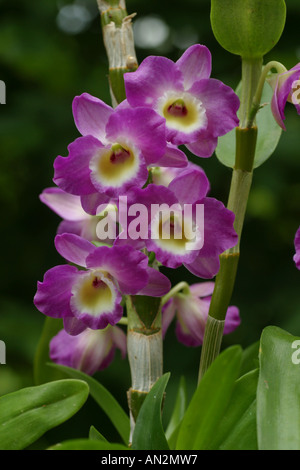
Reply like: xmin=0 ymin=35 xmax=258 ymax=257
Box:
xmin=154 ymin=144 xmax=188 ymax=168
xmin=186 ymin=136 xmax=218 ymax=158
xmin=294 ymin=226 xmax=300 ymax=270
xmin=124 ymin=56 xmax=184 ymax=108
xmin=53 ymin=136 xmax=104 ymax=195
xmin=189 ymin=79 xmax=240 ymax=138
xmin=72 ymin=93 xmax=113 ymax=141
xmin=105 ymin=107 xmax=167 ymax=165
xmin=176 ymin=44 xmax=212 ymax=90
xmin=34 ymin=264 xmax=80 ymax=318
xmin=223 ymin=305 xmax=241 ymax=335
xmin=137 ymin=267 xmax=171 ymax=297
xmin=189 ymin=282 xmax=215 ymax=298
xmin=55 ymin=233 xmax=96 ymax=267
xmin=184 ymin=255 xmax=220 ymax=279
xmin=40 ymin=187 xmax=88 ymax=221
xmin=86 ymin=245 xmax=149 ymax=294
xmin=168 ymin=165 xmax=210 ymax=204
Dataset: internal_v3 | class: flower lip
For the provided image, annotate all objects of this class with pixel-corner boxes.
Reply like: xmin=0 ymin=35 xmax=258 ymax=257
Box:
xmin=70 ymin=269 xmax=117 ymax=320
xmin=89 ymin=140 xmax=142 ymax=190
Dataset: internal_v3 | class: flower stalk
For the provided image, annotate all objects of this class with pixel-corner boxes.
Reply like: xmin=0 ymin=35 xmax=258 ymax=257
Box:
xmin=97 ymin=0 xmax=138 ymax=106
xmin=198 ymin=58 xmax=260 ymax=382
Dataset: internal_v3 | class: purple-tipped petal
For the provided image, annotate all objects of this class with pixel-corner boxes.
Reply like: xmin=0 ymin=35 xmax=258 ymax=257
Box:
xmin=72 ymin=93 xmax=113 ymax=141
xmin=189 ymin=79 xmax=240 ymax=138
xmin=271 ymin=65 xmax=300 ymax=130
xmin=86 ymin=245 xmax=149 ymax=294
xmin=40 ymin=187 xmax=88 ymax=221
xmin=53 ymin=136 xmax=105 ymax=196
xmin=176 ymin=44 xmax=212 ymax=90
xmin=80 ymin=193 xmax=111 ymax=216
xmin=124 ymin=55 xmax=184 ymax=108
xmin=55 ymin=233 xmax=96 ymax=267
xmin=162 ymin=299 xmax=177 ymax=338
xmin=34 ymin=264 xmax=80 ymax=319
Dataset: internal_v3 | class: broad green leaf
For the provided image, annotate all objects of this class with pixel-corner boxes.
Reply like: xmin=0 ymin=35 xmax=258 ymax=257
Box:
xmin=165 ymin=376 xmax=187 ymax=448
xmin=208 ymin=369 xmax=258 ymax=450
xmin=176 ymin=345 xmax=242 ymax=450
xmin=132 ymin=373 xmax=170 ymax=450
xmin=257 ymin=326 xmax=300 ymax=450
xmin=216 ymin=81 xmax=282 ymax=169
xmin=49 ymin=363 xmax=130 ymax=445
xmin=89 ymin=425 xmax=107 ymax=442
xmin=211 ymin=0 xmax=286 ymax=58
xmin=0 ymin=379 xmax=89 ymax=450
xmin=240 ymin=341 xmax=260 ymax=377
xmin=49 ymin=439 xmax=129 ymax=450
xmin=33 ymin=317 xmax=64 ymax=385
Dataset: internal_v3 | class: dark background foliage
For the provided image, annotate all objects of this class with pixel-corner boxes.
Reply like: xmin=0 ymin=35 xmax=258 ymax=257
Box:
xmin=0 ymin=0 xmax=299 ymax=446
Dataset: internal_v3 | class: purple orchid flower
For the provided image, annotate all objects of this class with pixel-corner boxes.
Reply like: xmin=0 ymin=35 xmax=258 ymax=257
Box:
xmin=53 ymin=94 xmax=188 ymax=215
xmin=294 ymin=226 xmax=300 ymax=270
xmin=124 ymin=44 xmax=240 ymax=158
xmin=162 ymin=282 xmax=240 ymax=347
xmin=50 ymin=325 xmax=127 ymax=375
xmin=270 ymin=63 xmax=300 ymax=130
xmin=40 ymin=187 xmax=118 ymax=244
xmin=34 ymin=233 xmax=171 ymax=332
xmin=115 ymin=166 xmax=238 ymax=278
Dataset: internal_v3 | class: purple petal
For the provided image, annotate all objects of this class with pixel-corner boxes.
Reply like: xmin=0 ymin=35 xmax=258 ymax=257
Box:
xmin=184 ymin=255 xmax=220 ymax=279
xmin=72 ymin=93 xmax=113 ymax=141
xmin=223 ymin=305 xmax=241 ymax=335
xmin=105 ymin=107 xmax=167 ymax=165
xmin=34 ymin=265 xmax=80 ymax=318
xmin=176 ymin=44 xmax=212 ymax=90
xmin=154 ymin=144 xmax=188 ymax=168
xmin=111 ymin=326 xmax=127 ymax=359
xmin=189 ymin=282 xmax=215 ymax=298
xmin=124 ymin=56 xmax=184 ymax=108
xmin=53 ymin=136 xmax=105 ymax=195
xmin=168 ymin=166 xmax=210 ymax=204
xmin=161 ymin=299 xmax=176 ymax=338
xmin=86 ymin=245 xmax=149 ymax=294
xmin=55 ymin=233 xmax=96 ymax=267
xmin=137 ymin=268 xmax=171 ymax=297
xmin=189 ymin=79 xmax=240 ymax=138
xmin=40 ymin=187 xmax=88 ymax=221
xmin=80 ymin=193 xmax=111 ymax=216
xmin=271 ymin=65 xmax=300 ymax=130
xmin=63 ymin=317 xmax=87 ymax=336
xmin=186 ymin=136 xmax=218 ymax=158
xmin=294 ymin=226 xmax=300 ymax=270
xmin=75 ymin=302 xmax=123 ymax=331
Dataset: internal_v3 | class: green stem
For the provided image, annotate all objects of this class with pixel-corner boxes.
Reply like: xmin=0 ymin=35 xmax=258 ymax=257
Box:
xmin=161 ymin=281 xmax=190 ymax=307
xmin=198 ymin=58 xmax=260 ymax=382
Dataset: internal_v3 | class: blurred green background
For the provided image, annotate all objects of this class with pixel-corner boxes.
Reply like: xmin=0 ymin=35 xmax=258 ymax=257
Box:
xmin=0 ymin=0 xmax=299 ymax=447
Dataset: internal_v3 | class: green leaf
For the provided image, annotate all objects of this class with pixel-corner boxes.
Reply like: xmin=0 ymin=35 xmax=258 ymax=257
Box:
xmin=132 ymin=373 xmax=170 ymax=450
xmin=49 ymin=439 xmax=129 ymax=450
xmin=216 ymin=81 xmax=282 ymax=169
xmin=211 ymin=0 xmax=286 ymax=59
xmin=33 ymin=317 xmax=65 ymax=385
xmin=0 ymin=379 xmax=89 ymax=450
xmin=176 ymin=345 xmax=242 ymax=450
xmin=89 ymin=425 xmax=107 ymax=442
xmin=257 ymin=326 xmax=300 ymax=450
xmin=208 ymin=369 xmax=258 ymax=450
xmin=165 ymin=376 xmax=187 ymax=448
xmin=48 ymin=363 xmax=130 ymax=445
